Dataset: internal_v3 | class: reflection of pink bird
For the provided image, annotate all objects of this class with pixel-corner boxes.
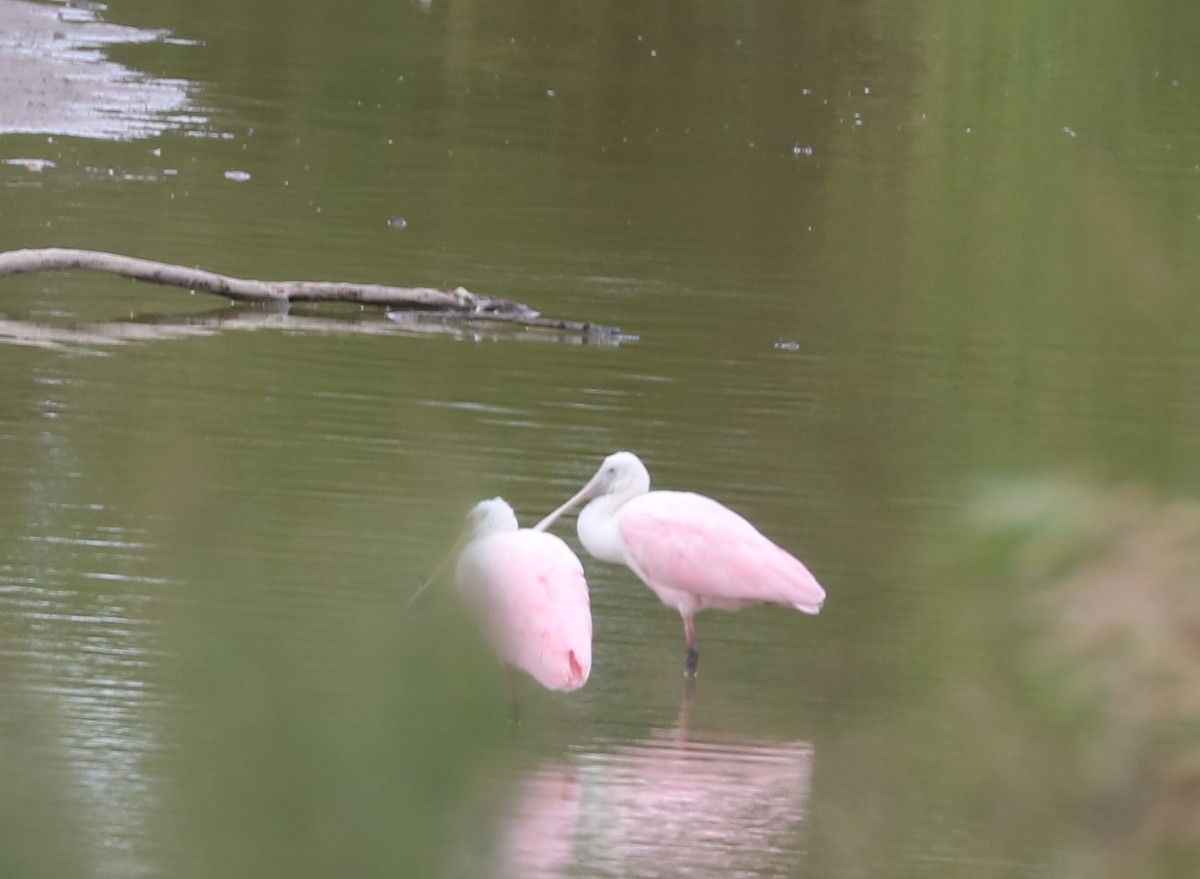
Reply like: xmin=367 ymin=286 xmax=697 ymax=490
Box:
xmin=490 ymin=716 xmax=815 ymax=878
xmin=536 ymin=452 xmax=825 ymax=676
xmin=439 ymin=498 xmax=592 ymax=718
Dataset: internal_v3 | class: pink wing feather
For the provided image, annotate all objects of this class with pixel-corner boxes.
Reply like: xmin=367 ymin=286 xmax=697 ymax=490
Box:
xmin=617 ymin=491 xmax=825 ymax=615
xmin=457 ymin=530 xmax=592 ymax=691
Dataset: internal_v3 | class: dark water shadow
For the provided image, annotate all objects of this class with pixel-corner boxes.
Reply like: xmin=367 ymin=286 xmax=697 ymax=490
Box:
xmin=0 ymin=307 xmax=631 ymax=351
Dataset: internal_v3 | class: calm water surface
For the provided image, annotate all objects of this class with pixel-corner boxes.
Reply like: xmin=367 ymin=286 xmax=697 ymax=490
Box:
xmin=3 ymin=1 xmax=1200 ymax=877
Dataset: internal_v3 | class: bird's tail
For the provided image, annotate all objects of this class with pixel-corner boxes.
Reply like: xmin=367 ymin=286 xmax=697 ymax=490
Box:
xmin=566 ymin=649 xmax=588 ymax=689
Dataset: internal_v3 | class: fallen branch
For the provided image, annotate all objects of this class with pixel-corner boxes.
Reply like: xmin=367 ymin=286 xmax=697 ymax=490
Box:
xmin=0 ymin=247 xmax=622 ymax=338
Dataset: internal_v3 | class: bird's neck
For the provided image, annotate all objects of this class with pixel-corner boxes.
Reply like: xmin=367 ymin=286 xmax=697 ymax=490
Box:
xmin=577 ymin=493 xmax=633 ymax=564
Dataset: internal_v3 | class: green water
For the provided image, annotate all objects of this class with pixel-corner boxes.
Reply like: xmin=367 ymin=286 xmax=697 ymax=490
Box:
xmin=2 ymin=0 xmax=1200 ymax=876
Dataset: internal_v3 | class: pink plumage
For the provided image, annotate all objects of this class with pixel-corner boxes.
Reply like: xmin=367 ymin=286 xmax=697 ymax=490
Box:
xmin=617 ymin=491 xmax=825 ymax=617
xmin=535 ymin=452 xmax=825 ymax=676
xmin=454 ymin=499 xmax=592 ymax=693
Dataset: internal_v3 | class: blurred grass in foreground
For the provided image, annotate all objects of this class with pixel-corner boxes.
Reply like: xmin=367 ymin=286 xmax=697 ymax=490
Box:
xmin=143 ymin=555 xmax=519 ymax=879
xmin=960 ymin=479 xmax=1200 ymax=874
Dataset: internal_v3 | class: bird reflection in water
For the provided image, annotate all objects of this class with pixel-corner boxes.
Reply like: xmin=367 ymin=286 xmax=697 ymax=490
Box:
xmin=490 ymin=691 xmax=815 ymax=878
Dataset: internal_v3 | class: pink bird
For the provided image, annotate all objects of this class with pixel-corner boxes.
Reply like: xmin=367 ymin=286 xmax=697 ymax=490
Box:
xmin=535 ymin=452 xmax=825 ymax=676
xmin=415 ymin=498 xmax=592 ymax=719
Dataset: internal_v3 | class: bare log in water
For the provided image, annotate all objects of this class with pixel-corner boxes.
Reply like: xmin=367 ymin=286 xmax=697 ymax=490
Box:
xmin=0 ymin=247 xmax=619 ymax=337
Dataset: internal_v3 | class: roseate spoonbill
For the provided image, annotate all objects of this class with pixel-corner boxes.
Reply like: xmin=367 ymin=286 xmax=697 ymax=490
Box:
xmin=413 ymin=497 xmax=592 ymax=720
xmin=534 ymin=452 xmax=824 ymax=676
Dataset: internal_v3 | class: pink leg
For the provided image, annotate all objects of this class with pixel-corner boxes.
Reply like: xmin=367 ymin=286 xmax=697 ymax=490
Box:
xmin=683 ymin=615 xmax=699 ymax=677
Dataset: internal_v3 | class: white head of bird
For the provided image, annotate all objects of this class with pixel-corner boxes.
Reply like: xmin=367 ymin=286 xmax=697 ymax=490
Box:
xmin=534 ymin=451 xmax=651 ymax=562
xmin=578 ymin=451 xmax=651 ymax=502
xmin=407 ymin=497 xmax=519 ymax=611
xmin=464 ymin=496 xmax=520 ymax=539
xmin=534 ymin=450 xmax=649 ymax=524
